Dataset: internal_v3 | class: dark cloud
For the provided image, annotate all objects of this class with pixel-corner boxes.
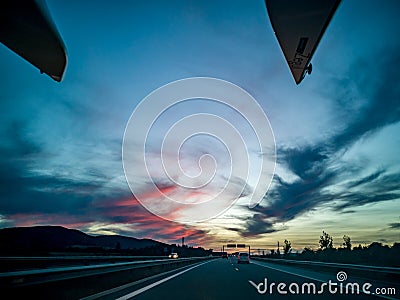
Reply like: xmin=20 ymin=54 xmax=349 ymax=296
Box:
xmin=0 ymin=122 xmax=120 ymax=217
xmin=388 ymin=223 xmax=400 ymax=230
xmin=331 ymin=56 xmax=400 ymax=151
xmin=340 ymin=210 xmax=356 ymax=214
xmin=242 ymin=214 xmax=281 ymax=236
xmin=258 ymin=172 xmax=335 ymax=218
xmin=241 ymin=48 xmax=400 ymax=237
xmin=346 ymin=170 xmax=383 ymax=189
xmin=333 ymin=172 xmax=400 ymax=210
xmin=0 ymin=122 xmax=212 ymax=244
xmin=89 ymin=196 xmax=210 ymax=243
xmin=278 ymin=146 xmax=329 ymax=180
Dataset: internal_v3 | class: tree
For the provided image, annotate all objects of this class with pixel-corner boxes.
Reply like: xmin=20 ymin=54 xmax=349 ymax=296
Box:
xmin=283 ymin=239 xmax=292 ymax=255
xmin=319 ymin=231 xmax=333 ymax=250
xmin=342 ymin=235 xmax=351 ymax=250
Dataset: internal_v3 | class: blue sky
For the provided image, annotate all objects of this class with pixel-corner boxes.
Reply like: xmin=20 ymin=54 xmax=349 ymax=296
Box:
xmin=0 ymin=0 xmax=399 ymax=250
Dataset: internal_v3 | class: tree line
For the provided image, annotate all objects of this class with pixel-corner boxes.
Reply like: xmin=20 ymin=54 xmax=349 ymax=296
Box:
xmin=265 ymin=231 xmax=400 ymax=267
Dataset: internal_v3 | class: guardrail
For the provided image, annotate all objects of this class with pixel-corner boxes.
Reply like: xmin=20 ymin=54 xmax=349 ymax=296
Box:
xmin=0 ymin=255 xmax=170 ymax=272
xmin=251 ymin=257 xmax=400 ymax=284
xmin=0 ymin=256 xmax=216 ymax=299
xmin=251 ymin=257 xmax=400 ymax=274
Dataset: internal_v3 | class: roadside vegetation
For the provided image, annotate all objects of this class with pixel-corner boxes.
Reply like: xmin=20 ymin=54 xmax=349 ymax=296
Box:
xmin=265 ymin=232 xmax=400 ymax=267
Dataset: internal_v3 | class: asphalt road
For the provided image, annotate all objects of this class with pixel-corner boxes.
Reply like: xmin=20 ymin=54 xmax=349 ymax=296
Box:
xmin=83 ymin=257 xmax=398 ymax=300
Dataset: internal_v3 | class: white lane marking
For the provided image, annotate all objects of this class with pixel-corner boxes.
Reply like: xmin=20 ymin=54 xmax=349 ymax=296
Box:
xmin=252 ymin=261 xmax=325 ymax=283
xmin=80 ymin=263 xmax=198 ymax=300
xmin=116 ymin=260 xmax=213 ymax=300
xmin=252 ymin=261 xmax=398 ymax=300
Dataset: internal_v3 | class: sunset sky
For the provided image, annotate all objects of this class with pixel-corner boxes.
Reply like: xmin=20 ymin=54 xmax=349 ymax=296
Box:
xmin=0 ymin=0 xmax=399 ymax=252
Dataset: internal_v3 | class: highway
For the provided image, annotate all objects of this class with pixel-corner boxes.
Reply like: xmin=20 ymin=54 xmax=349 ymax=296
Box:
xmin=81 ymin=257 xmax=399 ymax=300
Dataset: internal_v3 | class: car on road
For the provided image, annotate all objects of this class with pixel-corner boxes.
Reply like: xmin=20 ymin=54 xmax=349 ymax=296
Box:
xmin=221 ymin=252 xmax=228 ymax=259
xmin=169 ymin=253 xmax=178 ymax=259
xmin=237 ymin=252 xmax=250 ymax=264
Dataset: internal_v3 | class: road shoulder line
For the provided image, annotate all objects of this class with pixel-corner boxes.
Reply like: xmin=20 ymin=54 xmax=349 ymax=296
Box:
xmin=115 ymin=260 xmax=213 ymax=300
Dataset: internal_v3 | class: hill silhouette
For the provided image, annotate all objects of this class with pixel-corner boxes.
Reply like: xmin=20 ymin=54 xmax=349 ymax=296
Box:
xmin=0 ymin=226 xmax=165 ymax=255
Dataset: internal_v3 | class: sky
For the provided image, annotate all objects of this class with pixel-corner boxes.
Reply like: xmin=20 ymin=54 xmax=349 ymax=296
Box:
xmin=0 ymin=0 xmax=399 ymax=252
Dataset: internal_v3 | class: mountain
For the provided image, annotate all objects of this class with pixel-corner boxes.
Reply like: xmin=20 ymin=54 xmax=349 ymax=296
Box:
xmin=0 ymin=226 xmax=165 ymax=254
